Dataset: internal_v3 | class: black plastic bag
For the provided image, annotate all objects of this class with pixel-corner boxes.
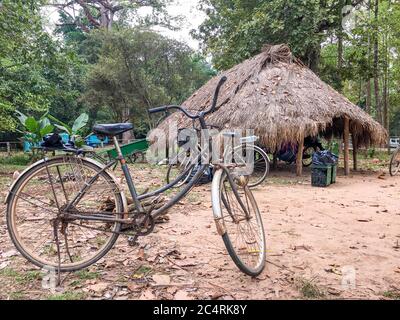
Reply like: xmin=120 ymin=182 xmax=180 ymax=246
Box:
xmin=188 ymin=164 xmax=213 ymax=185
xmin=41 ymin=133 xmax=64 ymax=149
xmin=312 ymin=150 xmax=339 ymax=166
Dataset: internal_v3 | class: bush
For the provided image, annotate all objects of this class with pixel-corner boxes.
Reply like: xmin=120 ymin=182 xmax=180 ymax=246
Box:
xmin=368 ymin=148 xmax=376 ymax=158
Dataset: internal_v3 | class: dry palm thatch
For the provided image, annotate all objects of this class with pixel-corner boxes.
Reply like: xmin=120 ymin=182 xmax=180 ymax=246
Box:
xmin=158 ymin=44 xmax=387 ymax=150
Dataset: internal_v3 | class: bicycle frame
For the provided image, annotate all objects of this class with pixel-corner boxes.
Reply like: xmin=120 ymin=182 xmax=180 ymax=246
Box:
xmin=57 ymin=136 xmax=211 ymax=227
xmin=60 ymin=136 xmax=250 ymax=230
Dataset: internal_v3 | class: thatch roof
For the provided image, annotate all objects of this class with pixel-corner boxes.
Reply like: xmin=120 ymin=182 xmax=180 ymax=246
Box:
xmin=158 ymin=44 xmax=387 ymax=149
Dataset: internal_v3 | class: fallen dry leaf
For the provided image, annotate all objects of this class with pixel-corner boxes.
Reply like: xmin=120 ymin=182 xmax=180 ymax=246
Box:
xmin=174 ymin=290 xmax=190 ymax=300
xmin=137 ymin=247 xmax=146 ymax=260
xmin=87 ymin=282 xmax=108 ymax=293
xmin=127 ymin=283 xmax=140 ymax=292
xmin=152 ymin=274 xmax=171 ymax=286
xmin=2 ymin=249 xmax=18 ymax=258
xmin=139 ymin=289 xmax=156 ymax=300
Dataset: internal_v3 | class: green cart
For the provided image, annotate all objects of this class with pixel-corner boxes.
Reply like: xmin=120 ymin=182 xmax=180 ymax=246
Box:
xmin=105 ymin=138 xmax=149 ymax=163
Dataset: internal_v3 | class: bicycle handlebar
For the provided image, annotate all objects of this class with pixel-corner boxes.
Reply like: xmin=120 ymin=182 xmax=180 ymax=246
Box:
xmin=207 ymin=75 xmax=227 ymax=114
xmin=148 ymin=76 xmax=227 ymax=119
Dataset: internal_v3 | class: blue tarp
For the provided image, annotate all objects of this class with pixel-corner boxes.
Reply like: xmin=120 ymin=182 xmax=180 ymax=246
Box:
xmin=85 ymin=134 xmax=109 ymax=147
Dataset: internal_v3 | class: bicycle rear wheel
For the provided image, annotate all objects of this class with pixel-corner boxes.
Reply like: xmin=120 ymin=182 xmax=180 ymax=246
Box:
xmin=232 ymin=146 xmax=269 ymax=188
xmin=390 ymin=149 xmax=400 ymax=176
xmin=6 ymin=156 xmax=124 ymax=272
xmin=211 ymin=169 xmax=266 ymax=276
xmin=166 ymin=147 xmax=197 ymax=187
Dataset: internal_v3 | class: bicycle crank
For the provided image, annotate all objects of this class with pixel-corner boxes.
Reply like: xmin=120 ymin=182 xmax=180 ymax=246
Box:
xmin=133 ymin=213 xmax=155 ymax=236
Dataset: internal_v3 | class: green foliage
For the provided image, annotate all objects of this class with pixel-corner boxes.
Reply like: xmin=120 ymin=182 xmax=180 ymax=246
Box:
xmin=82 ymin=29 xmax=215 ymax=134
xmin=0 ymin=1 xmax=213 ymax=141
xmin=48 ymin=113 xmax=89 ymax=147
xmin=0 ymin=0 xmax=85 ymax=134
xmin=15 ymin=110 xmax=54 ymax=146
xmin=0 ymin=153 xmax=30 ymax=166
xmin=368 ymin=148 xmax=376 ymax=159
xmin=194 ymin=0 xmax=340 ymax=70
xmin=48 ymin=113 xmax=89 ymax=136
xmin=47 ymin=291 xmax=86 ymax=300
xmin=383 ymin=290 xmax=400 ymax=300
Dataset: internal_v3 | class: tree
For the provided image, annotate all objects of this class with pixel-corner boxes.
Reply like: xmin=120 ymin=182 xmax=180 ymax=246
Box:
xmin=48 ymin=0 xmax=174 ymax=32
xmin=0 ymin=0 xmax=58 ymax=132
xmin=194 ymin=0 xmax=365 ymax=71
xmin=319 ymin=1 xmax=400 ymax=133
xmin=82 ymin=29 xmax=215 ymax=140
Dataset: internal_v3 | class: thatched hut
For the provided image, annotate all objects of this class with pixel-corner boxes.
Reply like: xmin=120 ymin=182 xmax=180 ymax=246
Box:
xmin=158 ymin=44 xmax=387 ymax=176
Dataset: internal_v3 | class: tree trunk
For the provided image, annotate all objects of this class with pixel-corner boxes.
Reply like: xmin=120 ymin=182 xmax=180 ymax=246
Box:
xmin=272 ymin=151 xmax=278 ymax=170
xmin=352 ymin=134 xmax=358 ymax=171
xmin=99 ymin=4 xmax=112 ymax=30
xmin=373 ymin=0 xmax=381 ymax=124
xmin=296 ymin=135 xmax=304 ymax=177
xmin=306 ymin=47 xmax=320 ymax=73
xmin=344 ymin=117 xmax=350 ymax=176
xmin=366 ymin=0 xmax=372 ymax=115
xmin=366 ymin=80 xmax=371 ymax=114
xmin=337 ymin=0 xmax=344 ymax=92
xmin=383 ymin=2 xmax=390 ymax=154
xmin=122 ymin=107 xmax=134 ymax=144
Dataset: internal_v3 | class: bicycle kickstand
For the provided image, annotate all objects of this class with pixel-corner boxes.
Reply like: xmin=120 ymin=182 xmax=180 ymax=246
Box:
xmin=128 ymin=235 xmax=140 ymax=247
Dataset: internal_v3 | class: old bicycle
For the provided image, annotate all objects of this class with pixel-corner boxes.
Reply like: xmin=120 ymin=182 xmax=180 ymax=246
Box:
xmin=6 ymin=77 xmax=266 ymax=277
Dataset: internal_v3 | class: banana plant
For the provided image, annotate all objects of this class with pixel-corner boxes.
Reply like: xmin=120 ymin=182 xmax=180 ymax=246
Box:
xmin=16 ymin=110 xmax=54 ymax=156
xmin=16 ymin=110 xmax=55 ymax=159
xmin=47 ymin=113 xmax=89 ymax=147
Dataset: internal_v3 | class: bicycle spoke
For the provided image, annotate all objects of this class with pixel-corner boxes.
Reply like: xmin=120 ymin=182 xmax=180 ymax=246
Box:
xmin=8 ymin=157 xmax=122 ymax=271
xmin=215 ymin=170 xmax=265 ymax=275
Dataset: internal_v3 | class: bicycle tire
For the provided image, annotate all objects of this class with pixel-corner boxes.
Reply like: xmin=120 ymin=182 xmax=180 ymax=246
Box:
xmin=390 ymin=148 xmax=400 ymax=176
xmin=6 ymin=156 xmax=124 ymax=272
xmin=211 ymin=169 xmax=266 ymax=276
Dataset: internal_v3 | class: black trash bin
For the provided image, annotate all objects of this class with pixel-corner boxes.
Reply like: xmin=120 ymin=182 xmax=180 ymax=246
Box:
xmin=311 ymin=151 xmax=339 ymax=187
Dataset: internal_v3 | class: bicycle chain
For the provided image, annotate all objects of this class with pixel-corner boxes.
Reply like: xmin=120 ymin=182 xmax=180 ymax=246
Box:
xmin=62 ymin=204 xmax=156 ymax=238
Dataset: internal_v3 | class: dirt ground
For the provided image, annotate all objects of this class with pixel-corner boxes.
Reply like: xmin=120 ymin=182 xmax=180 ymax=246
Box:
xmin=0 ymin=162 xmax=400 ymax=300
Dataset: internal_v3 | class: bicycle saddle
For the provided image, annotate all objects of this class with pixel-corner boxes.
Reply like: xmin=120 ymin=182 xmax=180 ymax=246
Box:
xmin=93 ymin=123 xmax=133 ymax=136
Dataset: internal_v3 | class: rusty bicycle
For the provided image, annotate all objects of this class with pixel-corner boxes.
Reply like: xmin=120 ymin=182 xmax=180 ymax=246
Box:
xmin=5 ymin=77 xmax=266 ymax=277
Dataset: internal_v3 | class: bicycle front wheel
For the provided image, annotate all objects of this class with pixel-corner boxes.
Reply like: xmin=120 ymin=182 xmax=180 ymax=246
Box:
xmin=390 ymin=149 xmax=400 ymax=176
xmin=211 ymin=169 xmax=266 ymax=276
xmin=6 ymin=156 xmax=124 ymax=272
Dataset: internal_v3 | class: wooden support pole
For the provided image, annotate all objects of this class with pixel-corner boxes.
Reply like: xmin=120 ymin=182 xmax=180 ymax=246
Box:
xmin=352 ymin=134 xmax=358 ymax=171
xmin=344 ymin=117 xmax=350 ymax=176
xmin=296 ymin=134 xmax=304 ymax=176
xmin=272 ymin=152 xmax=278 ymax=170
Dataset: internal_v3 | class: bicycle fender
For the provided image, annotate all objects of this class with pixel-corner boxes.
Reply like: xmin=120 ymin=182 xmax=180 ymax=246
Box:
xmin=211 ymin=169 xmax=227 ymax=236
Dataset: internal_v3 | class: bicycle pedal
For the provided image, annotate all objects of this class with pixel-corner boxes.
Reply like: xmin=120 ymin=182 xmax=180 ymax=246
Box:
xmin=127 ymin=236 xmax=139 ymax=247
